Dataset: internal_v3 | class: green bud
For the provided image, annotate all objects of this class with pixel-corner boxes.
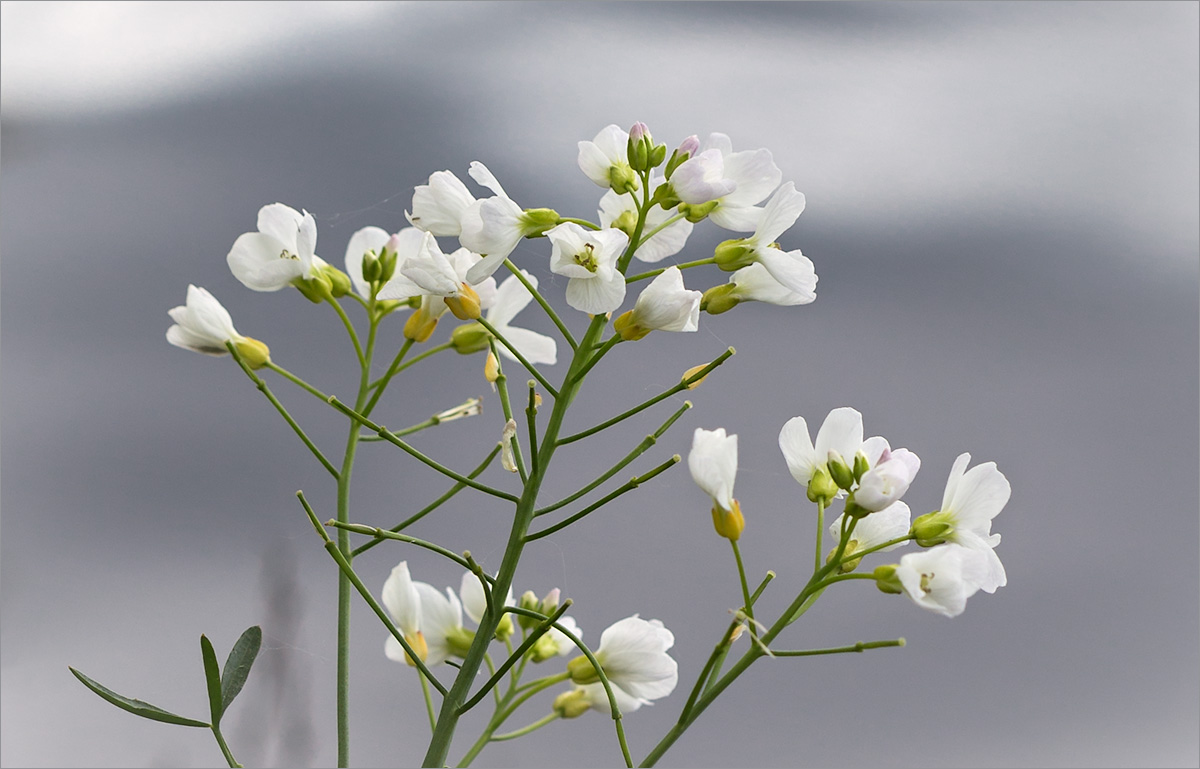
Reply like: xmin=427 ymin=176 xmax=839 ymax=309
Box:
xmin=843 ymin=497 xmax=872 ymax=519
xmin=714 ymin=238 xmax=755 ymax=271
xmin=530 ymin=633 xmax=561 ymax=663
xmin=450 ymin=323 xmax=491 ymax=354
xmin=828 ymin=452 xmax=855 ymax=490
xmin=361 ymin=252 xmax=381 ymax=283
xmin=873 ymin=564 xmax=904 ymax=595
xmin=446 ymin=626 xmax=476 ymax=658
xmin=628 ymin=136 xmax=650 ymax=173
xmin=613 ymin=309 xmax=650 ymax=341
xmin=679 ymin=200 xmax=719 ymax=224
xmin=553 ymin=689 xmax=592 ymax=719
xmin=827 ymin=540 xmax=863 ymax=574
xmin=911 ymin=511 xmax=956 ymax=547
xmin=608 ymin=163 xmax=640 ymax=195
xmin=648 ymin=143 xmax=667 ymax=169
xmin=807 ymin=466 xmax=839 ymax=505
xmin=321 ymin=264 xmax=352 ymax=298
xmin=852 ymin=451 xmax=871 ymax=482
xmin=378 ymin=248 xmax=398 ymax=283
xmin=519 ymin=208 xmax=561 ymax=238
xmin=567 ymin=654 xmax=602 ymax=685
xmin=294 ymin=272 xmax=333 ymax=303
xmin=700 ymin=283 xmax=741 ymax=315
xmin=611 ymin=209 xmax=638 ymax=239
xmin=651 ymin=182 xmax=681 ymax=210
xmin=539 ymin=588 xmax=560 ymax=618
xmin=517 ymin=591 xmax=540 ymax=630
xmin=495 ymin=614 xmax=515 ymax=642
xmin=233 ymin=337 xmax=271 ymax=369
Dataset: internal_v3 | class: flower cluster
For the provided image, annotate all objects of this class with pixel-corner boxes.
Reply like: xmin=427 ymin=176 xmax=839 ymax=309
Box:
xmin=691 ymin=407 xmax=1009 ymax=617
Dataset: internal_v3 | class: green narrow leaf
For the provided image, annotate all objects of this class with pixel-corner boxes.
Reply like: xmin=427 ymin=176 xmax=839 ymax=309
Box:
xmin=69 ymin=667 xmax=209 ymax=728
xmin=219 ymin=625 xmax=262 ymax=717
xmin=200 ymin=635 xmax=223 ymax=727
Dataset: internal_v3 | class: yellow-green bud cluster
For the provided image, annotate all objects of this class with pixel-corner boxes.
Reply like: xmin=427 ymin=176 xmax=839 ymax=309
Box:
xmin=807 ymin=466 xmax=840 ymax=505
xmin=553 ymin=689 xmax=592 ymax=719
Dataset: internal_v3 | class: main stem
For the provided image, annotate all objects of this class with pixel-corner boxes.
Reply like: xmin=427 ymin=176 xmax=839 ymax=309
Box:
xmin=420 ymin=315 xmax=607 ymax=767
xmin=337 ymin=306 xmax=379 ymax=767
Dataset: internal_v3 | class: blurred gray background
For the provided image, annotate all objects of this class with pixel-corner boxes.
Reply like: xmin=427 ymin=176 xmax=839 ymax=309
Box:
xmin=2 ymin=2 xmax=1197 ymax=767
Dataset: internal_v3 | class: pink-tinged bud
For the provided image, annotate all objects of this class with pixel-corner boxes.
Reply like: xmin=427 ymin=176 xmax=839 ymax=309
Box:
xmin=678 ymin=135 xmax=700 ymax=156
xmin=384 ymin=233 xmax=403 ymax=256
xmin=629 ymin=121 xmax=649 ymax=142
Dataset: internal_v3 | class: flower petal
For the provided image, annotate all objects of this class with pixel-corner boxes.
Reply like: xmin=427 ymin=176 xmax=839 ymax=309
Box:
xmin=227 ymin=232 xmax=305 ymax=291
xmin=565 ymin=271 xmax=626 ymax=315
xmin=344 ymin=226 xmax=390 ymax=298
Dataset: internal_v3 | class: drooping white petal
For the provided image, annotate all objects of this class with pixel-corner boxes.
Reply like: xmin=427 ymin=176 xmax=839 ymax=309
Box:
xmin=708 ymin=204 xmax=765 ymax=232
xmin=381 ymin=562 xmax=422 ymax=637
xmin=778 ymin=415 xmax=818 ymax=486
xmin=467 ymin=161 xmax=509 ymax=199
xmin=631 ymin=267 xmax=700 ymax=332
xmin=754 ymin=247 xmax=818 ymax=298
xmin=375 ymin=228 xmax=430 ymax=302
xmin=488 ymin=271 xmax=537 ymax=328
xmin=407 ymin=170 xmax=476 ymax=237
xmin=401 ymin=232 xmax=461 ymax=296
xmin=754 ymin=182 xmax=806 ymax=245
xmin=689 ymin=427 xmax=738 ymax=511
xmin=167 ymin=285 xmax=242 ymax=355
xmin=730 ymin=263 xmax=816 ymax=306
xmin=595 ymin=616 xmax=678 ymax=703
xmin=495 ymin=326 xmax=558 ymax=365
xmin=565 ymin=270 xmax=626 ymax=314
xmin=344 ymin=226 xmax=390 ymax=298
xmin=578 ymin=681 xmax=646 ymax=714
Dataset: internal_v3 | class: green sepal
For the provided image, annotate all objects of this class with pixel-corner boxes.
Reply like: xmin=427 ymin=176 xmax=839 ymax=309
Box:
xmin=69 ymin=667 xmax=210 ymax=728
xmin=200 ymin=635 xmax=223 ymax=727
xmin=219 ymin=626 xmax=262 ymax=718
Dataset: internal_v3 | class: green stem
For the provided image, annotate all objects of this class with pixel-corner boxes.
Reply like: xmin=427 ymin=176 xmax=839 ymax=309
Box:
xmin=362 ymin=338 xmax=414 ymax=416
xmin=367 ymin=341 xmax=451 ymax=392
xmin=477 ymin=317 xmax=559 ymax=399
xmin=419 ymin=672 xmax=437 ymax=733
xmin=557 ymin=347 xmax=734 ymax=445
xmin=264 ymin=361 xmax=332 ymax=403
xmin=211 ymin=724 xmax=240 ymax=768
xmin=556 ymin=216 xmax=600 ymax=230
xmin=568 ymin=333 xmax=622 ymax=386
xmin=526 ymin=381 xmax=540 ymax=477
xmin=351 ymin=446 xmax=501 ymax=556
xmin=525 ymin=455 xmax=680 ymax=540
xmin=815 ymin=498 xmax=825 ymax=573
xmin=326 ymin=397 xmax=520 ymax=503
xmin=329 ymin=296 xmax=365 ymax=365
xmin=489 ymin=712 xmax=560 ymax=741
xmin=748 ymin=570 xmax=776 ymax=607
xmin=503 ymin=259 xmax=577 ymax=351
xmin=771 ymin=639 xmax=905 ymax=657
xmin=625 ymin=257 xmax=716 ymax=284
xmin=457 ymin=602 xmax=571 ymax=714
xmin=634 ymin=212 xmax=688 ymax=250
xmin=329 ymin=521 xmax=481 ymax=572
xmin=490 ymin=344 xmax=528 ymax=483
xmin=535 ymin=401 xmax=691 ymax=517
xmin=227 ymin=347 xmax=338 ymax=479
xmin=731 ymin=541 xmax=753 ymax=623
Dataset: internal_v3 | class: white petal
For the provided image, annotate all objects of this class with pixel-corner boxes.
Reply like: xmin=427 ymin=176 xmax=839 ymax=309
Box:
xmin=166 ymin=325 xmax=225 ymax=355
xmin=184 ymin=285 xmax=238 ymax=341
xmin=565 ymin=271 xmax=626 ymax=315
xmin=227 ymin=232 xmax=304 ymax=291
xmin=708 ymin=203 xmax=765 ymax=232
xmin=730 ymin=263 xmax=814 ymax=306
xmin=633 ymin=267 xmax=701 ymax=331
xmin=381 ymin=562 xmax=422 ymax=636
xmin=256 ymin=203 xmax=303 ymax=249
xmin=592 ymin=124 xmax=629 ymax=162
xmin=494 ymin=325 xmax=558 ymax=365
xmin=755 ymin=182 xmax=806 ymax=244
xmin=296 ymin=210 xmax=318 ymax=271
xmin=344 ymin=226 xmax=390 ymax=298
xmin=408 ymin=170 xmax=475 ymax=237
xmin=947 ymin=460 xmax=1011 ymax=530
xmin=467 ymin=161 xmax=508 ymax=198
xmin=580 ymin=682 xmax=646 ymax=714
xmin=814 ymin=408 xmax=864 ymax=468
xmin=755 ymin=247 xmax=817 ymax=298
xmin=720 ymin=149 xmax=782 ymax=208
xmin=459 ymin=572 xmax=487 ymax=625
xmin=488 ymin=271 xmax=537 ymax=327
xmin=778 ymin=416 xmax=817 ymax=485
xmin=578 ymin=141 xmax=615 ymax=187
xmin=689 ymin=428 xmax=738 ymax=510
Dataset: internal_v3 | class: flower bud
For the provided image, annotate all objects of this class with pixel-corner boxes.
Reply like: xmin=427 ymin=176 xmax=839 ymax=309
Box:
xmin=608 ymin=163 xmax=640 ymax=195
xmin=873 ymin=564 xmax=904 ymax=595
xmin=361 ymin=252 xmax=381 ymax=283
xmin=484 ymin=351 xmax=500 ymax=383
xmin=650 ymin=182 xmax=681 ymax=210
xmin=613 ymin=309 xmax=651 ymax=341
xmin=444 ymin=283 xmax=482 ymax=321
xmin=827 ymin=540 xmax=863 ymax=573
xmin=567 ymin=654 xmax=602 ymax=685
xmin=518 ymin=591 xmax=540 ymax=629
xmin=403 ymin=303 xmax=440 ymax=342
xmin=682 ymin=364 xmax=709 ymax=389
xmin=530 ymin=632 xmax=562 ymax=663
xmin=519 ymin=208 xmax=562 ymax=238
xmin=678 ymin=200 xmax=719 ymax=224
xmin=711 ymin=499 xmax=745 ymax=542
xmin=378 ymin=250 xmax=398 ymax=284
xmin=700 ymin=284 xmax=741 ymax=315
xmin=321 ymin=264 xmax=352 ymax=298
xmin=664 ymin=135 xmax=699 ymax=179
xmin=842 ymin=497 xmax=872 ymax=519
xmin=827 ymin=451 xmax=855 ymax=490
xmin=234 ymin=337 xmax=272 ymax=369
xmin=495 ymin=613 xmax=515 ymax=642
xmin=713 ymin=238 xmax=755 ymax=271
xmin=553 ymin=689 xmax=592 ymax=719
xmin=446 ymin=626 xmax=476 ymax=658
xmin=540 ymin=588 xmax=560 ymax=616
xmin=294 ymin=271 xmax=333 ymax=303
xmin=807 ymin=466 xmax=839 ymax=505
xmin=911 ymin=511 xmax=956 ymax=547
xmin=450 ymin=322 xmax=492 ymax=354
xmin=610 ymin=209 xmax=639 ymax=239
xmin=852 ymin=451 xmax=871 ymax=482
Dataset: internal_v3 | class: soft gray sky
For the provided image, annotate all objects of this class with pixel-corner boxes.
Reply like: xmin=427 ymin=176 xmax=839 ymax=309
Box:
xmin=2 ymin=2 xmax=1197 ymax=767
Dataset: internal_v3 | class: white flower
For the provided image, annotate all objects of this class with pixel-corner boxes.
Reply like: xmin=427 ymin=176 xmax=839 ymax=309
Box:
xmin=727 ymin=182 xmax=815 ymax=296
xmin=569 ymin=616 xmax=678 ymax=713
xmin=670 ymin=148 xmax=737 ymax=205
xmin=577 ymin=124 xmax=631 ymax=188
xmin=343 ymin=226 xmax=395 ymax=299
xmin=895 ymin=544 xmax=989 ymax=618
xmin=378 ymin=230 xmax=497 ymax=319
xmin=227 ymin=203 xmax=326 ymax=291
xmin=853 ymin=441 xmax=921 ymax=512
xmin=541 ymin=615 xmax=582 ymax=658
xmin=458 ymin=572 xmax=514 ymax=626
xmin=688 ymin=427 xmax=738 ymax=512
xmin=598 ymin=176 xmax=694 ymax=263
xmin=929 ymin=453 xmax=1010 ymax=593
xmin=486 ymin=271 xmax=558 ymax=365
xmin=727 ymin=260 xmax=817 ymax=307
xmin=166 ymin=285 xmax=249 ymax=357
xmin=460 ymin=162 xmax=528 ymax=284
xmin=829 ymin=501 xmax=912 ymax=554
xmin=546 ymin=222 xmax=629 ymax=314
xmin=778 ymin=407 xmax=866 ymax=495
xmin=407 ymin=170 xmax=476 ymax=237
xmin=617 ymin=267 xmax=701 ymax=340
xmin=381 ymin=562 xmax=469 ymax=666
